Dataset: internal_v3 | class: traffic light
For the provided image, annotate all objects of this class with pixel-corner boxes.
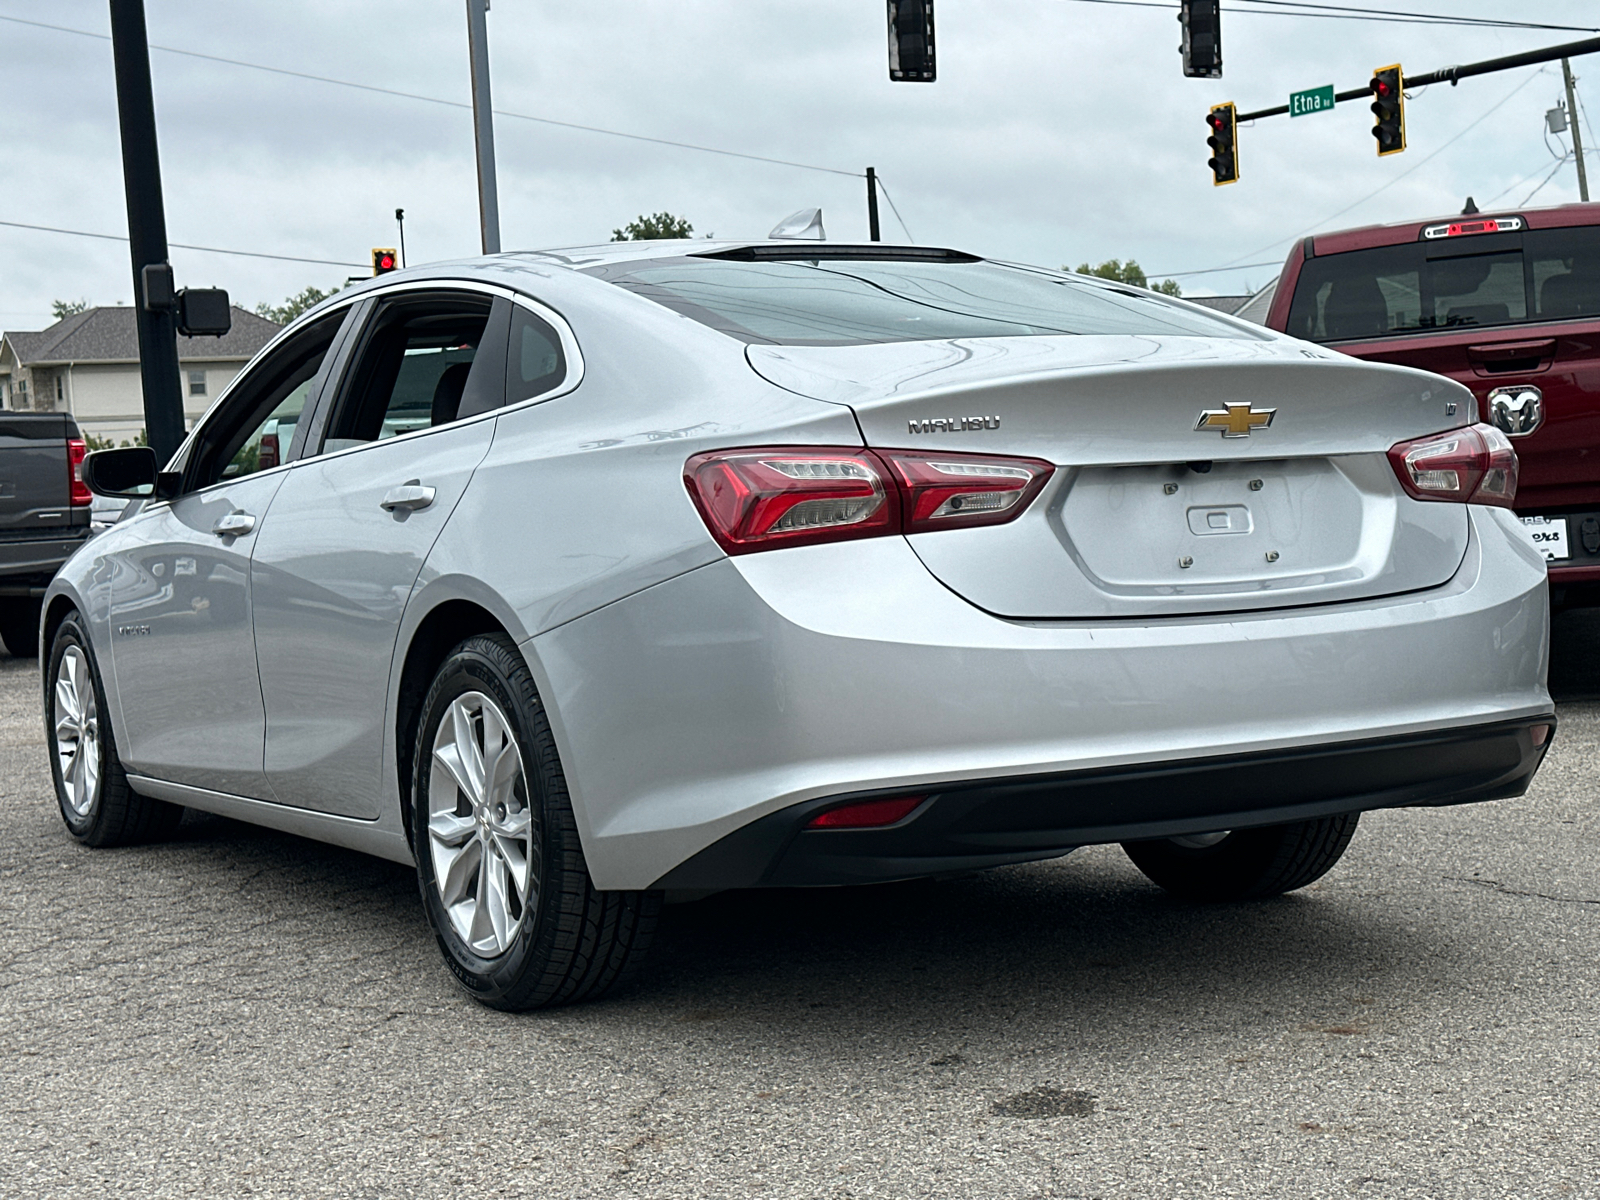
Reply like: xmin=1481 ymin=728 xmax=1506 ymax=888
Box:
xmin=372 ymin=247 xmax=398 ymax=276
xmin=1206 ymin=103 xmax=1239 ymax=186
xmin=1179 ymin=0 xmax=1222 ymax=79
xmin=887 ymin=0 xmax=935 ymax=82
xmin=1370 ymin=64 xmax=1405 ymax=156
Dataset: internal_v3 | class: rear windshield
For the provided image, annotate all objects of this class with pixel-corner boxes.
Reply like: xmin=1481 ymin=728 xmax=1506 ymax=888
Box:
xmin=589 ymin=255 xmax=1260 ymax=346
xmin=1286 ymin=226 xmax=1600 ymax=342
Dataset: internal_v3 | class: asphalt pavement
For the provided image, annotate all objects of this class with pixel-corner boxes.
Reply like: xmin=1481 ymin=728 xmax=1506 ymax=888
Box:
xmin=2 ymin=619 xmax=1598 ymax=1199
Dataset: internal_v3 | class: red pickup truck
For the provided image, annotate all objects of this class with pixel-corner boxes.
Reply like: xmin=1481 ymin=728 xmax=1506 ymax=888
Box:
xmin=1265 ymin=202 xmax=1600 ymax=604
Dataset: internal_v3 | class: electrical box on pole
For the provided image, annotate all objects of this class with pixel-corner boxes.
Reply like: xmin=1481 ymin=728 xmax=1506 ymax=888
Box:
xmin=887 ymin=1 xmax=935 ymax=82
xmin=1180 ymin=0 xmax=1222 ymax=79
xmin=1370 ymin=64 xmax=1406 ymax=156
xmin=1206 ymin=103 xmax=1239 ymax=185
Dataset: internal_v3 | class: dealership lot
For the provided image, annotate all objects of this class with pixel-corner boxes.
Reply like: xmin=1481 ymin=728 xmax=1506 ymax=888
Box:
xmin=2 ymin=627 xmax=1597 ymax=1199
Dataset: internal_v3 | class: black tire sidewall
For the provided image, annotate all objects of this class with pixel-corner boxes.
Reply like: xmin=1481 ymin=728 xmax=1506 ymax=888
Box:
xmin=45 ymin=613 xmax=109 ymax=839
xmin=412 ymin=638 xmax=553 ymax=1004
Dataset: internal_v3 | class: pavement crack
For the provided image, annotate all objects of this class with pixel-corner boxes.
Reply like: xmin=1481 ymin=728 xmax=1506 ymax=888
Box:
xmin=1447 ymin=876 xmax=1600 ymax=907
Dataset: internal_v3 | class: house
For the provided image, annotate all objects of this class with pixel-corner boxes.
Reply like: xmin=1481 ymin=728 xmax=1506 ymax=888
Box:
xmin=0 ymin=305 xmax=280 ymax=444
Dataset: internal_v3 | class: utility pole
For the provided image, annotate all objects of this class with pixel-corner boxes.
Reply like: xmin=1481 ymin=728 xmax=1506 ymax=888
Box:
xmin=866 ymin=168 xmax=881 ymax=241
xmin=465 ymin=0 xmax=501 ymax=254
xmin=108 ymin=0 xmax=185 ymax=465
xmin=395 ymin=207 xmax=407 ymax=267
xmin=1563 ymin=57 xmax=1590 ymax=202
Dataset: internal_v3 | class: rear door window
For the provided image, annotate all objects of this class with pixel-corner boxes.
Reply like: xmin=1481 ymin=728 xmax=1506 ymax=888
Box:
xmin=1287 ymin=225 xmax=1600 ymax=342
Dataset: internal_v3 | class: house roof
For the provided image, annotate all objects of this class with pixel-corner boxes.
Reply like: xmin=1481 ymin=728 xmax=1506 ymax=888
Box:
xmin=2 ymin=306 xmax=280 ymax=366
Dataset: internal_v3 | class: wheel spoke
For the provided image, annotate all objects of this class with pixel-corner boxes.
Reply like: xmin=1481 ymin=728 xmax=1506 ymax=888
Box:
xmin=452 ymin=700 xmax=486 ymax=802
xmin=467 ymin=835 xmax=495 ymax=949
xmin=492 ymin=832 xmax=530 ymax=898
xmin=483 ymin=843 xmax=514 ymax=947
xmin=428 ymin=809 xmax=477 ymax=848
xmin=431 ymin=740 xmax=478 ymax=808
xmin=484 ymin=738 xmax=520 ymax=807
xmin=435 ymin=836 xmax=481 ymax=907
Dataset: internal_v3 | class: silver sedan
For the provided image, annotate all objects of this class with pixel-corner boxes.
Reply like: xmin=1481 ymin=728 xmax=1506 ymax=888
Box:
xmin=42 ymin=241 xmax=1556 ymax=1008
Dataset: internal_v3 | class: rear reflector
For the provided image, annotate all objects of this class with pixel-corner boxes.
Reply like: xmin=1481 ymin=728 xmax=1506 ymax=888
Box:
xmin=684 ymin=446 xmax=1054 ymax=554
xmin=1531 ymin=724 xmax=1552 ymax=748
xmin=1387 ymin=423 xmax=1517 ymax=509
xmin=67 ymin=438 xmax=91 ymax=507
xmin=807 ymin=795 xmax=926 ymax=829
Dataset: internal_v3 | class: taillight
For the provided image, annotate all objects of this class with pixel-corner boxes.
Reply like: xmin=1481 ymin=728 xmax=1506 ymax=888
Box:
xmin=683 ymin=448 xmax=898 ymax=553
xmin=684 ymin=446 xmax=1055 ymax=554
xmin=259 ymin=432 xmax=280 ymax=472
xmin=1387 ymin=423 xmax=1517 ymax=509
xmin=876 ymin=450 xmax=1054 ymax=532
xmin=67 ymin=438 xmax=91 ymax=507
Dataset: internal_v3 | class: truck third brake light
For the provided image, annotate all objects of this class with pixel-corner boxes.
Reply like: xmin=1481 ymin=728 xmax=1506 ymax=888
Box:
xmin=683 ymin=446 xmax=1054 ymax=553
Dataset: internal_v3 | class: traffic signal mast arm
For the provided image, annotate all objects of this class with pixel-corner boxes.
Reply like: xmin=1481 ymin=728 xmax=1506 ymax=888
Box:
xmin=1234 ymin=33 xmax=1600 ymax=123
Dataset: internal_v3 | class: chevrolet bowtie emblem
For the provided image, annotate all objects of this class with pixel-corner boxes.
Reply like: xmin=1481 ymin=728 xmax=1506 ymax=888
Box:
xmin=1196 ymin=401 xmax=1276 ymax=438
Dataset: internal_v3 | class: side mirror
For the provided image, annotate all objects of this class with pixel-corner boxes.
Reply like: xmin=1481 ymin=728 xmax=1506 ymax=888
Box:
xmin=83 ymin=447 xmax=159 ymax=499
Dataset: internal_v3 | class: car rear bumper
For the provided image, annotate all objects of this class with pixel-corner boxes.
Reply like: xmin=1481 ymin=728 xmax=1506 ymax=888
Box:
xmin=654 ymin=716 xmax=1554 ymax=889
xmin=527 ymin=506 xmax=1552 ymax=891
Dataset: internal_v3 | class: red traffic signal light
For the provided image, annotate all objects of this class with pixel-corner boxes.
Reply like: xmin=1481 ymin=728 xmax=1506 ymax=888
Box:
xmin=372 ymin=247 xmax=399 ymax=275
xmin=1370 ymin=64 xmax=1406 ymax=157
xmin=1206 ymin=102 xmax=1239 ymax=186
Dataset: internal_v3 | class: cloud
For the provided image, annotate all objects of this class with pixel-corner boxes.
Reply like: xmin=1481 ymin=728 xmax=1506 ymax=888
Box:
xmin=0 ymin=0 xmax=1593 ymax=325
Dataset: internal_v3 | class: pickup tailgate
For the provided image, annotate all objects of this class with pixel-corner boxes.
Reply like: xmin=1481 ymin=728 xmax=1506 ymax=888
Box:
xmin=0 ymin=414 xmax=86 ymax=537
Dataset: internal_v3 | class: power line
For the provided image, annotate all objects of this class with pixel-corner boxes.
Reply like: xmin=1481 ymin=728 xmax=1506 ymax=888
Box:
xmin=0 ymin=218 xmax=368 ymax=268
xmin=874 ymin=177 xmax=915 ymax=242
xmin=0 ymin=12 xmax=863 ymax=180
xmin=1053 ymin=0 xmax=1598 ymax=31
xmin=1152 ymin=260 xmax=1283 ymax=277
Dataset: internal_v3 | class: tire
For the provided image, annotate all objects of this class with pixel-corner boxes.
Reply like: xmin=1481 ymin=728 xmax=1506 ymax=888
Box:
xmin=0 ymin=597 xmax=42 ymax=658
xmin=45 ymin=611 xmax=183 ymax=846
xmin=1122 ymin=813 xmax=1360 ymax=903
xmin=412 ymin=632 xmax=660 ymax=1010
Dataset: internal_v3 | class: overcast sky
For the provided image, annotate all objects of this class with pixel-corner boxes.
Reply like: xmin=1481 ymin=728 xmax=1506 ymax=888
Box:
xmin=2 ymin=0 xmax=1598 ymax=329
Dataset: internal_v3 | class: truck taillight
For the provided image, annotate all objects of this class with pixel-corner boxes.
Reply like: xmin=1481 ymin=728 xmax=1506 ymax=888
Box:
xmin=1387 ymin=423 xmax=1517 ymax=509
xmin=67 ymin=438 xmax=91 ymax=507
xmin=683 ymin=446 xmax=1054 ymax=554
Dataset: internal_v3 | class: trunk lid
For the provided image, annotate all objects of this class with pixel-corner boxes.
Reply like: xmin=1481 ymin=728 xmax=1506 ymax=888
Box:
xmin=749 ymin=335 xmax=1474 ymax=618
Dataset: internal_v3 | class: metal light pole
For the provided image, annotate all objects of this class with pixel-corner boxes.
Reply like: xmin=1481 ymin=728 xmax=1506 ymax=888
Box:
xmin=465 ymin=0 xmax=501 ymax=254
xmin=395 ymin=207 xmax=407 ymax=267
xmin=108 ymin=0 xmax=185 ymax=464
xmin=866 ymin=168 xmax=881 ymax=241
xmin=1563 ymin=57 xmax=1590 ymax=202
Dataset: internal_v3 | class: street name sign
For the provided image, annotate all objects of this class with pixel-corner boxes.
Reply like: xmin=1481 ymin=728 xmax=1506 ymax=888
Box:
xmin=1289 ymin=85 xmax=1335 ymax=117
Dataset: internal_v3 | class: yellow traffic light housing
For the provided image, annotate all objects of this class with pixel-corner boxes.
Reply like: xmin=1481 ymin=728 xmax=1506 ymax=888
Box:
xmin=372 ymin=247 xmax=399 ymax=276
xmin=1371 ymin=65 xmax=1405 ymax=156
xmin=1206 ymin=102 xmax=1239 ymax=186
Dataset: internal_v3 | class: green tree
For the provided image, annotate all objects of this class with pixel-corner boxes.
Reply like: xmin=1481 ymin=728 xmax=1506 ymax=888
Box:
xmin=83 ymin=429 xmax=147 ymax=452
xmin=1073 ymin=259 xmax=1181 ymax=297
xmin=51 ymin=299 xmax=89 ymax=321
xmin=612 ymin=212 xmax=694 ymax=241
xmin=256 ymin=285 xmax=339 ymax=325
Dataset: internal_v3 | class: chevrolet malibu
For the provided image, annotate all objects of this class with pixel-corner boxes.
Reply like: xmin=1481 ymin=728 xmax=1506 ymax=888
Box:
xmin=44 ymin=241 xmax=1555 ymax=1009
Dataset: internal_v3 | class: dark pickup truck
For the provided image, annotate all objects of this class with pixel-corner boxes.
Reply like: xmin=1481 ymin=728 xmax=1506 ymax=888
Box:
xmin=0 ymin=413 xmax=92 ymax=655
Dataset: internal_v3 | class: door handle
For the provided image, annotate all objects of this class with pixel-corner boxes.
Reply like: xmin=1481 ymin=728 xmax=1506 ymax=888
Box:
xmin=380 ymin=482 xmax=436 ymax=513
xmin=212 ymin=510 xmax=256 ymax=538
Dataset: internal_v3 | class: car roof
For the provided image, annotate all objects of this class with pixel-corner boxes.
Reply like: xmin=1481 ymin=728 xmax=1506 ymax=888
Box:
xmin=1310 ymin=200 xmax=1600 ymax=257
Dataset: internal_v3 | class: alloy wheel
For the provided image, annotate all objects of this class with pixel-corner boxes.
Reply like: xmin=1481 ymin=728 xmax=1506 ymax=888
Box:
xmin=427 ymin=690 xmax=537 ymax=957
xmin=54 ymin=646 xmax=101 ymax=819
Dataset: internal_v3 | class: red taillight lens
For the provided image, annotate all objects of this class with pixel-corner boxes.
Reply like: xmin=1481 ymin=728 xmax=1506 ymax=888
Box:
xmin=67 ymin=438 xmax=91 ymax=506
xmin=683 ymin=447 xmax=898 ymax=553
xmin=259 ymin=432 xmax=280 ymax=471
xmin=807 ymin=795 xmax=925 ymax=829
xmin=1387 ymin=423 xmax=1517 ymax=509
xmin=876 ymin=449 xmax=1054 ymax=532
xmin=684 ymin=446 xmax=1054 ymax=553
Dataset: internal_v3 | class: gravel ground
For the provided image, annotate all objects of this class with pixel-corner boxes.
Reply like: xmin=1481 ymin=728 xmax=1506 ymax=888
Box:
xmin=2 ymin=618 xmax=1598 ymax=1199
